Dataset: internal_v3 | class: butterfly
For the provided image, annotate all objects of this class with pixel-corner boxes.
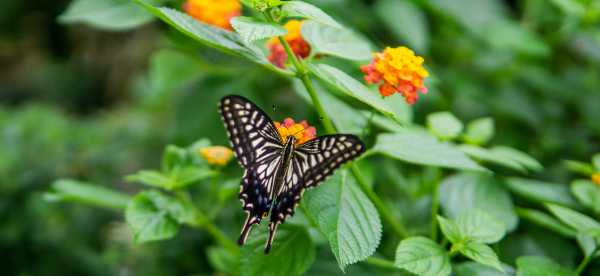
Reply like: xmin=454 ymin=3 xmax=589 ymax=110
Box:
xmin=218 ymin=95 xmax=365 ymax=253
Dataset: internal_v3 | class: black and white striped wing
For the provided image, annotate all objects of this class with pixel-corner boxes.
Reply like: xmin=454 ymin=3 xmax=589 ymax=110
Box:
xmin=218 ymin=95 xmax=282 ymax=169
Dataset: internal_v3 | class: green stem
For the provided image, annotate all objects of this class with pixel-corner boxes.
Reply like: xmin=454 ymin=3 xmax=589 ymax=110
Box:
xmin=575 ymin=251 xmax=594 ymax=275
xmin=262 ymin=9 xmax=408 ymax=240
xmin=364 ymin=257 xmax=398 ymax=270
xmin=430 ymin=179 xmax=441 ymax=241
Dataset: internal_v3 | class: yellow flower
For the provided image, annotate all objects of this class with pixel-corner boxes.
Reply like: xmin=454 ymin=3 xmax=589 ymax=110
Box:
xmin=267 ymin=20 xmax=311 ymax=68
xmin=361 ymin=46 xmax=429 ymax=104
xmin=274 ymin=118 xmax=316 ymax=146
xmin=592 ymin=173 xmax=600 ymax=185
xmin=200 ymin=146 xmax=234 ymax=166
xmin=183 ymin=0 xmax=241 ymax=30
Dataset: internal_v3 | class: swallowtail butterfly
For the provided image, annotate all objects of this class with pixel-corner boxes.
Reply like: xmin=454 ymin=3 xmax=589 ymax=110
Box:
xmin=219 ymin=95 xmax=365 ymax=253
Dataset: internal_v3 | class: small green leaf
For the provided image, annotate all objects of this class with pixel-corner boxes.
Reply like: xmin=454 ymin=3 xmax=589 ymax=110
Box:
xmin=454 ymin=261 xmax=512 ymax=276
xmin=125 ymin=191 xmax=179 ymax=243
xmin=593 ymin=153 xmax=600 ymax=171
xmin=126 ymin=170 xmax=172 ymax=188
xmin=144 ymin=190 xmax=196 ymax=224
xmin=437 ymin=215 xmax=461 ymax=243
xmin=455 ymin=209 xmax=506 ymax=244
xmin=463 ymin=117 xmax=494 ymax=145
xmin=576 ymin=233 xmax=597 ymax=258
xmin=230 ymin=16 xmax=287 ymax=44
xmin=375 ymin=0 xmax=429 ymax=53
xmin=459 ymin=145 xmax=526 ymax=172
xmin=516 ymin=256 xmax=576 ymax=276
xmin=459 ymin=242 xmax=503 ymax=272
xmin=162 ymin=145 xmax=188 ymax=172
xmin=303 ymin=170 xmax=382 ymax=271
xmin=309 ymin=64 xmax=400 ymax=122
xmin=546 ymin=203 xmax=600 ymax=235
xmin=394 ymin=237 xmax=451 ymax=276
xmin=571 ymin=180 xmax=600 ymax=214
xmin=439 ymin=173 xmax=518 ymax=231
xmin=169 ymin=166 xmax=217 ymax=189
xmin=281 ymin=1 xmax=341 ymax=28
xmin=301 ymin=21 xmax=371 ymax=61
xmin=505 ymin=178 xmax=580 ymax=208
xmin=564 ymin=160 xmax=595 ymax=176
xmin=45 ymin=179 xmax=131 ymax=210
xmin=430 ymin=0 xmax=507 ymax=35
xmin=515 ymin=208 xmax=576 ymax=238
xmin=490 ymin=146 xmax=542 ymax=172
xmin=240 ymin=226 xmax=316 ymax=276
xmin=371 ymin=131 xmax=487 ymax=172
xmin=59 ymin=0 xmax=154 ymax=31
xmin=427 ymin=111 xmax=463 ymax=140
xmin=484 ymin=20 xmax=550 ymax=58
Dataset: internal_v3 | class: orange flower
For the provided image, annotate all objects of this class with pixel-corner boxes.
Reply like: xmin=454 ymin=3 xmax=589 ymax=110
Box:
xmin=200 ymin=146 xmax=234 ymax=166
xmin=267 ymin=20 xmax=311 ymax=68
xmin=361 ymin=46 xmax=429 ymax=104
xmin=593 ymin=173 xmax=600 ymax=185
xmin=274 ymin=118 xmax=316 ymax=146
xmin=183 ymin=0 xmax=241 ymax=30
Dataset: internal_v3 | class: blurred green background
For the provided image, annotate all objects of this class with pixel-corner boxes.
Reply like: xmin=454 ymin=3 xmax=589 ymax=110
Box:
xmin=1 ymin=0 xmax=599 ymax=275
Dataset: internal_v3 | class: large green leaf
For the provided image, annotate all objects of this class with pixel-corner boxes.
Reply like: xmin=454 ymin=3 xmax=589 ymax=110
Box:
xmin=459 ymin=242 xmax=503 ymax=272
xmin=571 ymin=180 xmax=600 ymax=214
xmin=302 ymin=170 xmax=382 ymax=271
xmin=240 ymin=226 xmax=316 ymax=276
xmin=301 ymin=21 xmax=371 ymax=61
xmin=45 ymin=179 xmax=131 ymax=210
xmin=281 ymin=1 xmax=341 ymax=28
xmin=490 ymin=146 xmax=542 ymax=172
xmin=546 ymin=203 xmax=600 ymax=235
xmin=230 ymin=16 xmax=287 ymax=44
xmin=374 ymin=0 xmax=429 ymax=53
xmin=459 ymin=145 xmax=525 ymax=172
xmin=515 ymin=207 xmax=576 ymax=238
xmin=505 ymin=178 xmax=580 ymax=208
xmin=484 ymin=20 xmax=550 ymax=58
xmin=371 ymin=132 xmax=487 ymax=172
xmin=430 ymin=0 xmax=507 ymax=35
xmin=455 ymin=210 xmax=506 ymax=244
xmin=427 ymin=111 xmax=463 ymax=140
xmin=309 ymin=64 xmax=400 ymax=122
xmin=59 ymin=0 xmax=154 ymax=31
xmin=394 ymin=237 xmax=451 ymax=276
xmin=125 ymin=191 xmax=180 ymax=243
xmin=516 ymin=256 xmax=575 ymax=276
xmin=439 ymin=173 xmax=518 ymax=231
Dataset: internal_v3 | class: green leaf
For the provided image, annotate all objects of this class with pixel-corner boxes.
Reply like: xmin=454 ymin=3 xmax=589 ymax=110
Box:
xmin=440 ymin=173 xmax=518 ymax=231
xmin=454 ymin=261 xmax=512 ymax=276
xmin=302 ymin=170 xmax=382 ymax=271
xmin=126 ymin=170 xmax=172 ymax=188
xmin=546 ymin=203 xmax=600 ymax=235
xmin=240 ymin=226 xmax=316 ymax=276
xmin=593 ymin=153 xmax=600 ymax=171
xmin=549 ymin=0 xmax=586 ymax=17
xmin=144 ymin=49 xmax=203 ymax=104
xmin=281 ymin=1 xmax=341 ymax=28
xmin=515 ymin=207 xmax=576 ymax=238
xmin=143 ymin=190 xmax=196 ymax=224
xmin=125 ymin=191 xmax=179 ymax=243
xmin=430 ymin=0 xmax=507 ymax=35
xmin=571 ymin=180 xmax=600 ymax=214
xmin=576 ymin=233 xmax=597 ymax=258
xmin=455 ymin=209 xmax=506 ymax=244
xmin=45 ymin=179 xmax=131 ymax=210
xmin=59 ymin=0 xmax=154 ymax=31
xmin=207 ymin=246 xmax=240 ymax=275
xmin=301 ymin=21 xmax=371 ymax=61
xmin=375 ymin=0 xmax=429 ymax=53
xmin=516 ymin=256 xmax=576 ymax=276
xmin=230 ymin=16 xmax=287 ymax=44
xmin=394 ymin=237 xmax=451 ymax=276
xmin=484 ymin=20 xmax=550 ymax=58
xmin=371 ymin=131 xmax=487 ymax=172
xmin=463 ymin=117 xmax=494 ymax=145
xmin=459 ymin=242 xmax=503 ymax=272
xmin=309 ymin=64 xmax=400 ymax=122
xmin=490 ymin=146 xmax=542 ymax=172
xmin=564 ymin=160 xmax=595 ymax=176
xmin=459 ymin=145 xmax=526 ymax=173
xmin=169 ymin=166 xmax=217 ymax=189
xmin=427 ymin=112 xmax=463 ymax=140
xmin=437 ymin=215 xmax=461 ymax=243
xmin=162 ymin=145 xmax=188 ymax=172
xmin=505 ymin=178 xmax=580 ymax=208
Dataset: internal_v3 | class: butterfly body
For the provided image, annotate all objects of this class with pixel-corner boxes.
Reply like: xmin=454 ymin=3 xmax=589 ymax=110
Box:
xmin=218 ymin=95 xmax=364 ymax=253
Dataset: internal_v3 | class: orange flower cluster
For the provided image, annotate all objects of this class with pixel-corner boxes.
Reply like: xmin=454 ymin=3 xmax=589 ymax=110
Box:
xmin=200 ymin=146 xmax=234 ymax=166
xmin=274 ymin=118 xmax=316 ymax=146
xmin=267 ymin=20 xmax=311 ymax=68
xmin=593 ymin=173 xmax=600 ymax=185
xmin=183 ymin=0 xmax=241 ymax=30
xmin=361 ymin=46 xmax=429 ymax=104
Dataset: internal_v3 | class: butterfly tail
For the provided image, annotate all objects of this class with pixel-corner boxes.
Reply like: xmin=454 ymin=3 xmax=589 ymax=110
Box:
xmin=264 ymin=222 xmax=280 ymax=254
xmin=238 ymin=214 xmax=258 ymax=245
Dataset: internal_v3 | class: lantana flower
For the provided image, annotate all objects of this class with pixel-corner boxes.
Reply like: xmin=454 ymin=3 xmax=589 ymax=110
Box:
xmin=183 ymin=0 xmax=241 ymax=30
xmin=361 ymin=46 xmax=429 ymax=105
xmin=593 ymin=173 xmax=600 ymax=185
xmin=274 ymin=118 xmax=316 ymax=146
xmin=267 ymin=20 xmax=311 ymax=68
xmin=200 ymin=146 xmax=234 ymax=166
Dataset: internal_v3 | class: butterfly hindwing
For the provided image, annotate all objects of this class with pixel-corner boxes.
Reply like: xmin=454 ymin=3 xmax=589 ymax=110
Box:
xmin=237 ymin=169 xmax=271 ymax=245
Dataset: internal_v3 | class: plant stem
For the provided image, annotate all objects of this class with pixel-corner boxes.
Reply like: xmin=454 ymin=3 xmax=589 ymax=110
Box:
xmin=364 ymin=257 xmax=398 ymax=270
xmin=575 ymin=251 xmax=594 ymax=275
xmin=262 ymin=9 xmax=408 ymax=240
xmin=430 ymin=179 xmax=441 ymax=242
